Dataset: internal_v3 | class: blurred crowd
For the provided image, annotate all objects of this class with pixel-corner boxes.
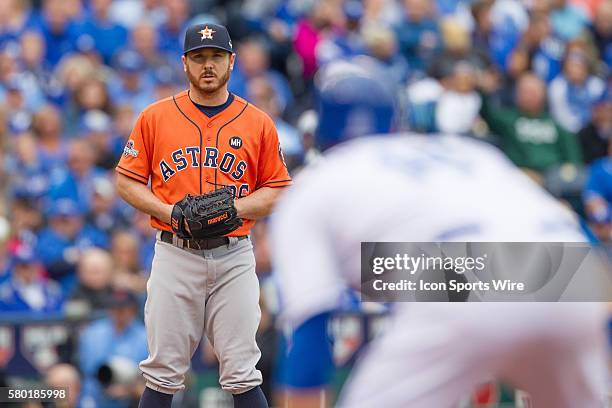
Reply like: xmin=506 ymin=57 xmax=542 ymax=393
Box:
xmin=0 ymin=0 xmax=611 ymax=406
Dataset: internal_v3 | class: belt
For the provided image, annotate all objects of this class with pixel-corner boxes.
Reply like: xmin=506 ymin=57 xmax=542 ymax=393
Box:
xmin=159 ymin=230 xmax=247 ymax=250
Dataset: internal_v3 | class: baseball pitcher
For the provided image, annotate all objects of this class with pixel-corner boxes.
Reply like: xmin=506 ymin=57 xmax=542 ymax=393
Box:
xmin=115 ymin=23 xmax=291 ymax=408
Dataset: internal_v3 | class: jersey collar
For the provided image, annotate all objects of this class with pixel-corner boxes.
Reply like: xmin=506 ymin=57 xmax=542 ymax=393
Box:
xmin=173 ymin=90 xmax=247 ymax=126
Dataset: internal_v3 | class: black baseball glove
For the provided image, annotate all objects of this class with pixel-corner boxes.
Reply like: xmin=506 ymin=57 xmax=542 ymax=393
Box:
xmin=171 ymin=187 xmax=243 ymax=239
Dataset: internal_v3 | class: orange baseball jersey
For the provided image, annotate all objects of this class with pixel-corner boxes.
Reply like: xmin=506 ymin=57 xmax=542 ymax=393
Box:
xmin=115 ymin=90 xmax=292 ymax=236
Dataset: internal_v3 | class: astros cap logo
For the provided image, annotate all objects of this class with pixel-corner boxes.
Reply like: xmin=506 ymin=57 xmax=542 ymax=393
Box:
xmin=199 ymin=26 xmax=216 ymax=41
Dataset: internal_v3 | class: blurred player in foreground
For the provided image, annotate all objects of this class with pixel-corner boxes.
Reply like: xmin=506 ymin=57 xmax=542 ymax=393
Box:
xmin=270 ymin=59 xmax=610 ymax=407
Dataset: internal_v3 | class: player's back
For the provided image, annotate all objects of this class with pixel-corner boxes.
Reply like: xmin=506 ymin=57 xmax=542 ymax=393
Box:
xmin=305 ymin=133 xmax=580 ymax=238
xmin=273 ymin=133 xmax=585 ymax=296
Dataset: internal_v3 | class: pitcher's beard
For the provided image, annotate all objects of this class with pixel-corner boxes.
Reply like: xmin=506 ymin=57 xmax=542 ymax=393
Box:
xmin=187 ymin=66 xmax=231 ymax=95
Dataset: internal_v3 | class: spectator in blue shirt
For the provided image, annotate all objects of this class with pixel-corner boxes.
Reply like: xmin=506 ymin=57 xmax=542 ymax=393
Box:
xmin=9 ymin=133 xmax=52 ymax=203
xmin=157 ymin=0 xmax=191 ymax=58
xmin=18 ymin=30 xmax=64 ymax=105
xmin=315 ymin=1 xmax=367 ymax=68
xmin=35 ymin=0 xmax=83 ymax=67
xmin=36 ymin=198 xmax=109 ymax=294
xmin=108 ymin=50 xmax=155 ymax=114
xmin=129 ymin=21 xmax=167 ymax=71
xmin=0 ymin=245 xmax=63 ymax=313
xmin=549 ymin=50 xmax=606 ymax=133
xmin=0 ymin=0 xmax=37 ymax=52
xmin=395 ymin=0 xmax=441 ymax=78
xmin=64 ymin=78 xmax=113 ymax=137
xmin=77 ymin=0 xmax=128 ymax=65
xmin=79 ymin=289 xmax=148 ymax=408
xmin=89 ymin=177 xmax=131 ymax=236
xmin=363 ymin=26 xmax=410 ymax=86
xmin=48 ymin=138 xmax=109 ymax=211
xmin=508 ymin=11 xmax=566 ymax=84
xmin=32 ymin=104 xmax=69 ymax=171
xmin=1 ymin=74 xmax=38 ymax=134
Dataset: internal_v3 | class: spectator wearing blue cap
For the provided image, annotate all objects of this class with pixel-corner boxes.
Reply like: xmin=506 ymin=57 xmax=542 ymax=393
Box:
xmin=36 ymin=198 xmax=108 ymax=294
xmin=579 ymin=89 xmax=612 ymax=164
xmin=0 ymin=245 xmax=63 ymax=313
xmin=549 ymin=50 xmax=606 ymax=133
xmin=77 ymin=0 xmax=128 ymax=65
xmin=108 ymin=50 xmax=155 ymax=114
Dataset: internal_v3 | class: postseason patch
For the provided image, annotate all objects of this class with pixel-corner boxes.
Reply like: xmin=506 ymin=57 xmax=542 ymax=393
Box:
xmin=123 ymin=140 xmax=139 ymax=158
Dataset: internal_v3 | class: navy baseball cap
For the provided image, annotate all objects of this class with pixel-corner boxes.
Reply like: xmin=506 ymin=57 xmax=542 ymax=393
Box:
xmin=183 ymin=23 xmax=233 ymax=55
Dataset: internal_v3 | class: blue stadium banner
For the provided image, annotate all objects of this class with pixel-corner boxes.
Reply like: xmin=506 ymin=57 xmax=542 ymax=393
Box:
xmin=360 ymin=243 xmax=612 ymax=302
